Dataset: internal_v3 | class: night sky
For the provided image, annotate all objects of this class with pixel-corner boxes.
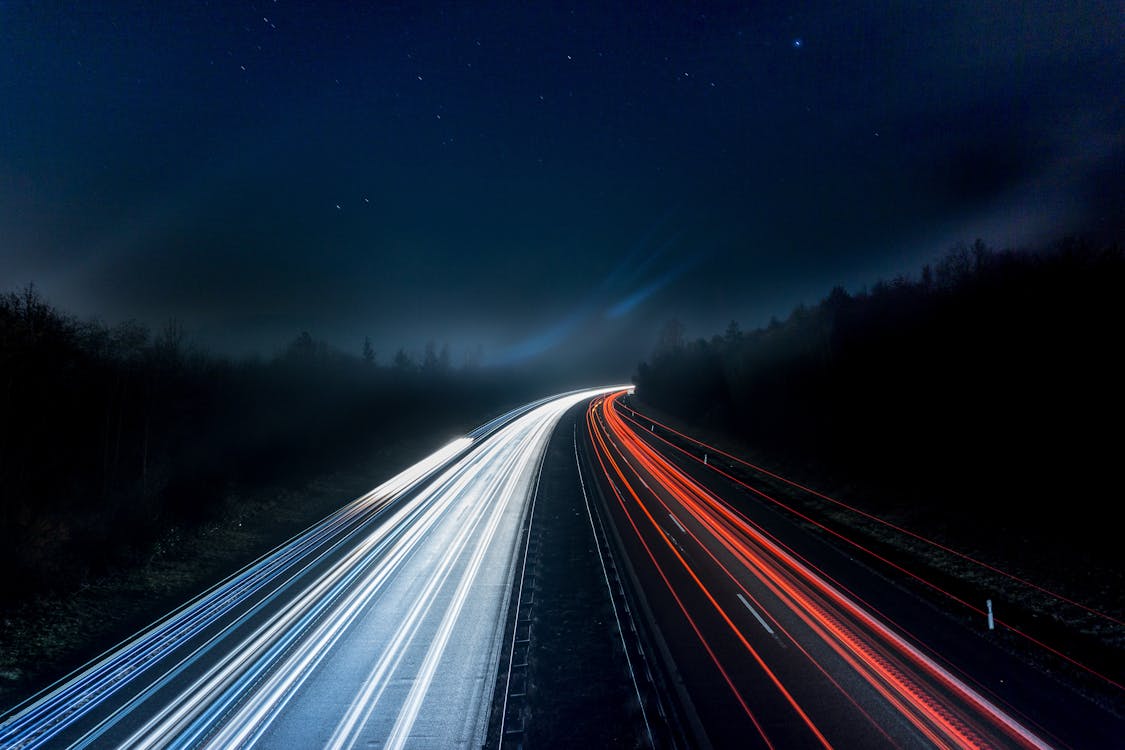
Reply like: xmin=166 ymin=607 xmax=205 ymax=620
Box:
xmin=2 ymin=1 xmax=1121 ymax=376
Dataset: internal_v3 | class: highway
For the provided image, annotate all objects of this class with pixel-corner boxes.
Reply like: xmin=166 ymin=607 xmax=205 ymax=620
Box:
xmin=0 ymin=387 xmax=622 ymax=750
xmin=5 ymin=384 xmax=1120 ymax=749
xmin=582 ymin=390 xmax=1125 ymax=749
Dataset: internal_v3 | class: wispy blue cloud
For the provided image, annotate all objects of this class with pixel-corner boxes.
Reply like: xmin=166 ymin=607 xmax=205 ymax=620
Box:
xmin=606 ymin=253 xmax=703 ymax=319
xmin=492 ymin=209 xmax=687 ymax=364
xmin=491 ymin=311 xmax=586 ymax=365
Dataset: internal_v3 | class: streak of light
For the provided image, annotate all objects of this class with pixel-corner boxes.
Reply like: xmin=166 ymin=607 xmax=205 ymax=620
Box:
xmin=1 ymin=437 xmax=471 ymax=750
xmin=572 ymin=423 xmax=656 ymax=749
xmin=586 ymin=392 xmax=1055 ymax=749
xmin=618 ymin=401 xmax=1125 ymax=691
xmin=2 ymin=387 xmax=626 ymax=750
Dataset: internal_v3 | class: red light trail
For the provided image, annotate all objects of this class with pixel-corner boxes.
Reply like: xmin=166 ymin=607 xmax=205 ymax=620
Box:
xmin=585 ymin=391 xmax=1057 ymax=749
xmin=614 ymin=401 xmax=1124 ymax=693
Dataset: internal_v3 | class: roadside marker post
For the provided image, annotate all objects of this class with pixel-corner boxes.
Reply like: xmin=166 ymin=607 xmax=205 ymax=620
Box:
xmin=987 ymin=599 xmax=995 ymax=630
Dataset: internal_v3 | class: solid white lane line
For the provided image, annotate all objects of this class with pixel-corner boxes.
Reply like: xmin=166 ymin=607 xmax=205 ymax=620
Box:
xmin=575 ymin=421 xmax=655 ymax=749
xmin=737 ymin=593 xmax=775 ymax=635
xmin=668 ymin=513 xmax=687 ymax=534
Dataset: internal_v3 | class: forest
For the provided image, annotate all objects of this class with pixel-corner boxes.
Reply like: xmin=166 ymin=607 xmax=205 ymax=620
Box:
xmin=634 ymin=237 xmax=1124 ymax=554
xmin=0 ymin=290 xmax=536 ymax=604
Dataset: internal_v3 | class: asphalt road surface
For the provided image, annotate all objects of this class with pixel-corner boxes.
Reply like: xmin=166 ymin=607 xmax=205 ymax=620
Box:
xmin=8 ymin=385 xmax=1120 ymax=749
xmin=581 ymin=390 xmax=1124 ymax=749
xmin=0 ymin=387 xmax=622 ymax=750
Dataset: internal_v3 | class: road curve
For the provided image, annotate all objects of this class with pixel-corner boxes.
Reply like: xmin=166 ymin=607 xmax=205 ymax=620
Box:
xmin=582 ymin=390 xmax=1124 ymax=749
xmin=1 ymin=386 xmax=625 ymax=750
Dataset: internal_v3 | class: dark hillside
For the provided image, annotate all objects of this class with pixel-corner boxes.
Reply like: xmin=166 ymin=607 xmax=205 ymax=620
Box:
xmin=634 ymin=238 xmax=1124 ymax=561
xmin=0 ymin=288 xmax=534 ymax=604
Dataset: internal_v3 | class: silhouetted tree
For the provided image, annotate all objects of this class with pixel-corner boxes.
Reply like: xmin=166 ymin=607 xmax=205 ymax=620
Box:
xmin=284 ymin=331 xmax=316 ymax=364
xmin=0 ymin=292 xmax=541 ymax=604
xmin=463 ymin=344 xmax=484 ymax=370
xmin=633 ymin=237 xmax=1125 ymax=550
xmin=654 ymin=318 xmax=685 ymax=356
xmin=393 ymin=348 xmax=415 ymax=371
xmin=422 ymin=340 xmax=439 ymax=372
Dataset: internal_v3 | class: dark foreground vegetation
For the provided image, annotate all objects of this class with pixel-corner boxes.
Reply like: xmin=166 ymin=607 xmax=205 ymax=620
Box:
xmin=635 ymin=237 xmax=1124 ymax=564
xmin=0 ymin=289 xmax=539 ymax=606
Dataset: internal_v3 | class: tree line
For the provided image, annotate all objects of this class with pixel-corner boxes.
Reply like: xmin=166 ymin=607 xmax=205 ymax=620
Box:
xmin=634 ymin=237 xmax=1124 ymax=550
xmin=0 ymin=288 xmax=531 ymax=603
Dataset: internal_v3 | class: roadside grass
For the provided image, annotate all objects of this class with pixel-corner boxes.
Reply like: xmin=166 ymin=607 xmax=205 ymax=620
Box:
xmin=0 ymin=434 xmax=449 ymax=709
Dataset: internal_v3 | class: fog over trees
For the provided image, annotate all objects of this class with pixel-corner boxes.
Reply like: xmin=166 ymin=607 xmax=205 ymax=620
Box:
xmin=634 ymin=237 xmax=1124 ymax=553
xmin=4 ymin=235 xmax=1121 ymax=606
xmin=0 ymin=289 xmax=537 ymax=603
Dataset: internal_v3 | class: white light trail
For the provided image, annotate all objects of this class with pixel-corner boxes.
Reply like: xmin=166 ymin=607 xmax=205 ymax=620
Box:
xmin=1 ymin=387 xmax=625 ymax=750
